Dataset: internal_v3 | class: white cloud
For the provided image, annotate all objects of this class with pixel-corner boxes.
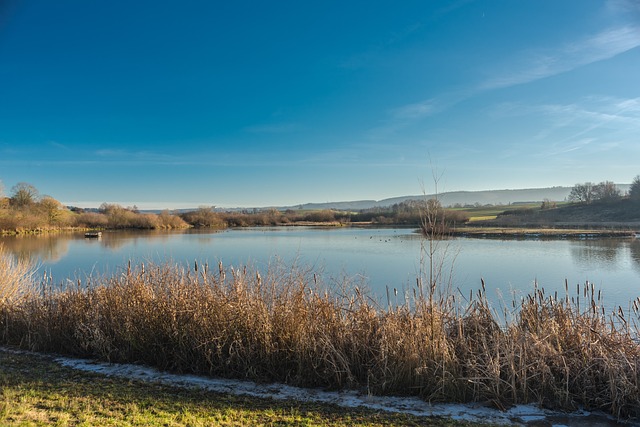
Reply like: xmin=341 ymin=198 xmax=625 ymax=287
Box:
xmin=95 ymin=149 xmax=126 ymax=157
xmin=391 ymin=100 xmax=437 ymax=120
xmin=244 ymin=123 xmax=301 ymax=134
xmin=541 ymin=96 xmax=640 ymax=127
xmin=48 ymin=141 xmax=70 ymax=150
xmin=492 ymin=96 xmax=640 ymax=127
xmin=94 ymin=148 xmax=177 ymax=162
xmin=481 ymin=26 xmax=640 ymax=90
xmin=605 ymin=0 xmax=640 ymax=17
xmin=380 ymin=25 xmax=639 ymax=137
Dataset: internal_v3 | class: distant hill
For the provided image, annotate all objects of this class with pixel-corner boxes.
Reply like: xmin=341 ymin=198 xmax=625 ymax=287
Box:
xmin=286 ymin=185 xmax=631 ymax=211
xmin=102 ymin=184 xmax=630 ymax=213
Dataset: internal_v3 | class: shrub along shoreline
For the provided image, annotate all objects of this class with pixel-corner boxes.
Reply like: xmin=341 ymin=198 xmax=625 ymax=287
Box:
xmin=3 ymin=181 xmax=640 ymax=237
xmin=1 ymin=245 xmax=639 ymax=421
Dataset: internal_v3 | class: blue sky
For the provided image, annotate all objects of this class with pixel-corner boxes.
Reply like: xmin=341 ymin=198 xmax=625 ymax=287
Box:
xmin=1 ymin=1 xmax=639 ymax=209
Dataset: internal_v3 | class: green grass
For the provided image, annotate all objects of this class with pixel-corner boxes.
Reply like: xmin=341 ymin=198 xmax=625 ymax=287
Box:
xmin=466 ymin=215 xmax=497 ymax=222
xmin=448 ymin=203 xmax=541 ymax=218
xmin=0 ymin=349 xmax=474 ymax=426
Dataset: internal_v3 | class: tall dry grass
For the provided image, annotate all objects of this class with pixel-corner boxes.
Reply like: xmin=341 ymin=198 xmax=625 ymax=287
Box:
xmin=0 ymin=244 xmax=35 ymax=304
xmin=1 ymin=257 xmax=639 ymax=420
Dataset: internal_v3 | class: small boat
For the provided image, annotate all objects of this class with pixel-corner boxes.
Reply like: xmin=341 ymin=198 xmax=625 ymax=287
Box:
xmin=84 ymin=232 xmax=102 ymax=238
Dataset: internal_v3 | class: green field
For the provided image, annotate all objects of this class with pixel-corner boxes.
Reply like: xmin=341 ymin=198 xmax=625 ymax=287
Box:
xmin=448 ymin=203 xmax=535 ymax=222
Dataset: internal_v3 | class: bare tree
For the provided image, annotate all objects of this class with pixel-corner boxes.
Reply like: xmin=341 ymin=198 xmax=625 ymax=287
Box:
xmin=592 ymin=181 xmax=621 ymax=201
xmin=10 ymin=182 xmax=39 ymax=208
xmin=418 ymin=162 xmax=459 ymax=311
xmin=568 ymin=182 xmax=595 ymax=204
xmin=629 ymin=175 xmax=640 ymax=200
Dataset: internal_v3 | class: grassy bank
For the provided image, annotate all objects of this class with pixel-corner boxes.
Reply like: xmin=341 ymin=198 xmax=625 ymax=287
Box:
xmin=1 ymin=349 xmax=464 ymax=426
xmin=1 ymin=245 xmax=639 ymax=421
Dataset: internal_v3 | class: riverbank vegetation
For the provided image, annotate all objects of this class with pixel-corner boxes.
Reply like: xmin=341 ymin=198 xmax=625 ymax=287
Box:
xmin=2 ymin=177 xmax=639 ymax=235
xmin=0 ymin=182 xmax=190 ymax=234
xmin=1 ymin=245 xmax=639 ymax=421
xmin=0 ymin=181 xmax=472 ymax=234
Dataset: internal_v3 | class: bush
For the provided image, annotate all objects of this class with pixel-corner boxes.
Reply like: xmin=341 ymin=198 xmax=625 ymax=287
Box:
xmin=157 ymin=210 xmax=189 ymax=229
xmin=181 ymin=207 xmax=225 ymax=228
xmin=74 ymin=212 xmax=109 ymax=229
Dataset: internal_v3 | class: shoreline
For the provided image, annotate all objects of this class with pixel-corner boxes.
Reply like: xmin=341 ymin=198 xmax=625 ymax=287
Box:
xmin=449 ymin=226 xmax=638 ymax=239
xmin=1 ymin=222 xmax=638 ymax=239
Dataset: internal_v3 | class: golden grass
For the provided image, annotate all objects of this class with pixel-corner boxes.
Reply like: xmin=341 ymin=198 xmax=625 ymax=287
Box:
xmin=0 ymin=244 xmax=35 ymax=304
xmin=1 ymin=257 xmax=639 ymax=420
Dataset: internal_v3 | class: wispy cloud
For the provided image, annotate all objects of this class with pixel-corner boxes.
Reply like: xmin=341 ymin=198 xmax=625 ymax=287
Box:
xmin=94 ymin=148 xmax=176 ymax=162
xmin=244 ymin=123 xmax=301 ymax=134
xmin=539 ymin=96 xmax=640 ymax=128
xmin=490 ymin=96 xmax=640 ymax=159
xmin=605 ymin=0 xmax=640 ymax=18
xmin=95 ymin=149 xmax=127 ymax=157
xmin=48 ymin=141 xmax=70 ymax=150
xmin=495 ymin=96 xmax=640 ymax=124
xmin=544 ymin=138 xmax=595 ymax=157
xmin=339 ymin=22 xmax=423 ymax=70
xmin=370 ymin=89 xmax=471 ymax=139
xmin=481 ymin=26 xmax=640 ymax=90
xmin=390 ymin=100 xmax=438 ymax=120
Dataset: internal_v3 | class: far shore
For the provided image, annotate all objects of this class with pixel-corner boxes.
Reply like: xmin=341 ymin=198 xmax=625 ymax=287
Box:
xmin=448 ymin=226 xmax=638 ymax=239
xmin=1 ymin=222 xmax=639 ymax=239
xmin=276 ymin=221 xmax=640 ymax=238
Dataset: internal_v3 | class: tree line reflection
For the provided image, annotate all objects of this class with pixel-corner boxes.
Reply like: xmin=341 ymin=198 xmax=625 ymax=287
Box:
xmin=2 ymin=231 xmax=640 ymax=278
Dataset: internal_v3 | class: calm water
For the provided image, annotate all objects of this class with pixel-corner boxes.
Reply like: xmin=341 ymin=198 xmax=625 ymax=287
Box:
xmin=2 ymin=227 xmax=640 ymax=311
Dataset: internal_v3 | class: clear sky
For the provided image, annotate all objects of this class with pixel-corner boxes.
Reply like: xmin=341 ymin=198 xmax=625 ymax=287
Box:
xmin=1 ymin=1 xmax=638 ymax=209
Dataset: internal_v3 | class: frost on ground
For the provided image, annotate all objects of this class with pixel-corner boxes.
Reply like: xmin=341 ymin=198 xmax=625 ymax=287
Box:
xmin=45 ymin=352 xmax=627 ymax=426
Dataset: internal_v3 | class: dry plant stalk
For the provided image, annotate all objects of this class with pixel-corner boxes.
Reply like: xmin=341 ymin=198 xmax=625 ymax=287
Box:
xmin=0 ymin=244 xmax=35 ymax=304
xmin=0 ymin=257 xmax=639 ymax=420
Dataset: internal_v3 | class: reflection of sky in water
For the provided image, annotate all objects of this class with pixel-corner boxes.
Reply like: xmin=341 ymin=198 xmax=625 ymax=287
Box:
xmin=454 ymin=237 xmax=640 ymax=312
xmin=2 ymin=229 xmax=640 ymax=311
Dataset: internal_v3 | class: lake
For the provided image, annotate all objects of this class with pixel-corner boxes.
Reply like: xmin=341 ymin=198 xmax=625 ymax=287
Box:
xmin=2 ymin=227 xmax=640 ymax=312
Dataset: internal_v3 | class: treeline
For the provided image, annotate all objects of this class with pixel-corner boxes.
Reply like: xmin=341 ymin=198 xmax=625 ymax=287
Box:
xmin=352 ymin=199 xmax=469 ymax=226
xmin=568 ymin=176 xmax=640 ymax=204
xmin=0 ymin=182 xmax=189 ymax=233
xmin=0 ymin=181 xmax=469 ymax=233
xmin=207 ymin=199 xmax=469 ymax=228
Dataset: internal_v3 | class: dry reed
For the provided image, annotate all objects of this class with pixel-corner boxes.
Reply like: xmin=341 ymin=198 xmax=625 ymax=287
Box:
xmin=1 ymin=257 xmax=639 ymax=420
xmin=0 ymin=244 xmax=36 ymax=304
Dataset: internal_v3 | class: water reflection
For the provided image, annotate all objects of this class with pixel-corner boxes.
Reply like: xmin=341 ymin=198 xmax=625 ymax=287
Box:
xmin=631 ymin=239 xmax=640 ymax=274
xmin=0 ymin=234 xmax=71 ymax=263
xmin=1 ymin=229 xmax=640 ymax=311
xmin=569 ymin=239 xmax=622 ymax=270
xmin=97 ymin=230 xmax=185 ymax=251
